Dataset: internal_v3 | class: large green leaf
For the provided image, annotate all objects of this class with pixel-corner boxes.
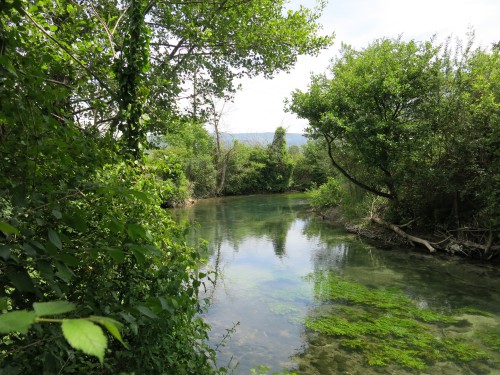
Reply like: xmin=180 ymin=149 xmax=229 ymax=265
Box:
xmin=33 ymin=301 xmax=76 ymax=317
xmin=0 ymin=311 xmax=36 ymax=334
xmin=61 ymin=319 xmax=107 ymax=363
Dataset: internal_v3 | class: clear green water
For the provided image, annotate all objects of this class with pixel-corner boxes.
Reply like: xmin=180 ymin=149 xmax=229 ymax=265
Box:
xmin=174 ymin=194 xmax=500 ymax=374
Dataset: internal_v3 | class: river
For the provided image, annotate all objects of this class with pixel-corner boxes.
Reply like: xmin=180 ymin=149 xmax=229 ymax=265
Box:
xmin=174 ymin=193 xmax=500 ymax=374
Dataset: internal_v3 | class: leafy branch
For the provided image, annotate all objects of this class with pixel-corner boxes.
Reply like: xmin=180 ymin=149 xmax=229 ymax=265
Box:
xmin=0 ymin=301 xmax=126 ymax=363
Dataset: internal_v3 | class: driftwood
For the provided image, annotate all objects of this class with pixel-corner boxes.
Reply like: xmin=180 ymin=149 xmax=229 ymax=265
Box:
xmin=370 ymin=214 xmax=436 ymax=253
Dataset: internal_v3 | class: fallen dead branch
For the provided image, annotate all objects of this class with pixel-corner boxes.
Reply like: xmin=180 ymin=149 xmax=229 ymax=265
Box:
xmin=370 ymin=214 xmax=436 ymax=253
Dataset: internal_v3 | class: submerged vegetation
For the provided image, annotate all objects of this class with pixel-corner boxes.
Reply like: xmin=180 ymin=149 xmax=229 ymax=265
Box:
xmin=304 ymin=272 xmax=499 ymax=371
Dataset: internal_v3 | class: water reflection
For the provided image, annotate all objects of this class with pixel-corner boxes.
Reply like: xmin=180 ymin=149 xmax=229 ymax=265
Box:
xmin=173 ymin=194 xmax=500 ymax=374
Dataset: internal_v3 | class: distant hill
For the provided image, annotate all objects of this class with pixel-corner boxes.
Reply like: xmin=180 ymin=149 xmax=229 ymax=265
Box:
xmin=148 ymin=132 xmax=308 ymax=148
xmin=220 ymin=133 xmax=307 ymax=147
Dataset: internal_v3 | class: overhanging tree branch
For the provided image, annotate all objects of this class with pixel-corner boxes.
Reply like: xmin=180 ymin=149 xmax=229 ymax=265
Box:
xmin=322 ymin=132 xmax=395 ymax=200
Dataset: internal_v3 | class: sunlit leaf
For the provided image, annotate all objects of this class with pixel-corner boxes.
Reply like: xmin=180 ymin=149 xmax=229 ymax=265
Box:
xmin=89 ymin=316 xmax=126 ymax=346
xmin=61 ymin=319 xmax=107 ymax=363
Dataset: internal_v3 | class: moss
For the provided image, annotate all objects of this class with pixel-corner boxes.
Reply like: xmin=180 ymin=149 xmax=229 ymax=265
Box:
xmin=304 ymin=272 xmax=494 ymax=371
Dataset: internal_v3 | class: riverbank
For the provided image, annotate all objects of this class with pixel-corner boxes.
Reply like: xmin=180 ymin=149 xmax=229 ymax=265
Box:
xmin=315 ymin=207 xmax=500 ymax=262
xmin=316 ymin=207 xmax=408 ymax=247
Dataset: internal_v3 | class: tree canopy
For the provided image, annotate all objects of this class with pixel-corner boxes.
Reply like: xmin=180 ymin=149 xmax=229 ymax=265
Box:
xmin=289 ymin=36 xmax=499 ymax=255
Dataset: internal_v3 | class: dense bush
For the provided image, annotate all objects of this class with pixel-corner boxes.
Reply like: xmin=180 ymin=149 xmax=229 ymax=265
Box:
xmin=290 ymin=36 xmax=499 ymax=249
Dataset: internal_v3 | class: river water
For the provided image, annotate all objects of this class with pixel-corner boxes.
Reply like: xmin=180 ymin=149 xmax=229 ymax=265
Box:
xmin=174 ymin=194 xmax=500 ymax=374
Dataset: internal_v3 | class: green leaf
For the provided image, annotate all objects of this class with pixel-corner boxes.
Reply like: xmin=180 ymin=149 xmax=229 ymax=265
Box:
xmin=89 ymin=316 xmax=126 ymax=346
xmin=0 ymin=246 xmax=11 ymax=261
xmin=33 ymin=301 xmax=76 ymax=317
xmin=7 ymin=269 xmax=35 ymax=292
xmin=0 ymin=310 xmax=36 ymax=334
xmin=129 ymin=189 xmax=150 ymax=203
xmin=0 ymin=297 xmax=8 ymax=311
xmin=61 ymin=319 xmax=107 ymax=363
xmin=135 ymin=305 xmax=158 ymax=319
xmin=48 ymin=229 xmax=62 ymax=250
xmin=0 ymin=56 xmax=18 ymax=77
xmin=55 ymin=261 xmax=74 ymax=283
xmin=101 ymin=246 xmax=126 ymax=263
xmin=126 ymin=223 xmax=147 ymax=240
xmin=22 ymin=242 xmax=37 ymax=257
xmin=62 ymin=212 xmax=88 ymax=232
xmin=51 ymin=209 xmax=62 ymax=219
xmin=0 ymin=221 xmax=20 ymax=235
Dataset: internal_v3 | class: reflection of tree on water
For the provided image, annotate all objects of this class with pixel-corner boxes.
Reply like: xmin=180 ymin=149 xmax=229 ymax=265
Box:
xmin=267 ymin=220 xmax=288 ymax=258
xmin=176 ymin=195 xmax=307 ymax=260
xmin=302 ymin=215 xmax=500 ymax=313
xmin=173 ymin=194 xmax=500 ymax=374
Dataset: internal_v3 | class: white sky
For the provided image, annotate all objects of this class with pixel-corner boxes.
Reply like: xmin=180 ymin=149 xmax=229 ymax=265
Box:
xmin=218 ymin=0 xmax=500 ymax=134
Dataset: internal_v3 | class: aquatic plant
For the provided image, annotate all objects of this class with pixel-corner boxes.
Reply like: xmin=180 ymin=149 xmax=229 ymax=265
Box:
xmin=478 ymin=326 xmax=500 ymax=351
xmin=304 ymin=272 xmax=494 ymax=370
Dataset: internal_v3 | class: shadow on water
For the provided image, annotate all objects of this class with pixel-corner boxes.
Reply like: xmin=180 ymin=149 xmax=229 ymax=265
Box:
xmin=174 ymin=194 xmax=500 ymax=374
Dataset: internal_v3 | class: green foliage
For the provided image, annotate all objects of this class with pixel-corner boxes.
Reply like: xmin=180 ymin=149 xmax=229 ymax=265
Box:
xmin=0 ymin=156 xmax=216 ymax=373
xmin=0 ymin=301 xmax=126 ymax=363
xmin=0 ymin=0 xmax=332 ymax=372
xmin=306 ymin=177 xmax=341 ymax=208
xmin=289 ymin=36 xmax=499 ymax=239
xmin=164 ymin=120 xmax=218 ymax=198
xmin=222 ymin=142 xmax=267 ymax=195
xmin=61 ymin=319 xmax=107 ymax=364
xmin=304 ymin=273 xmax=492 ymax=370
xmin=145 ymin=149 xmax=191 ymax=206
xmin=290 ymin=140 xmax=330 ymax=190
xmin=222 ymin=128 xmax=295 ymax=195
xmin=261 ymin=127 xmax=294 ymax=192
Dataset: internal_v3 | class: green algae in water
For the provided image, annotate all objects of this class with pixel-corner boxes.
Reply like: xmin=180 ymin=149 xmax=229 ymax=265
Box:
xmin=454 ymin=306 xmax=496 ymax=317
xmin=477 ymin=326 xmax=500 ymax=351
xmin=304 ymin=272 xmax=493 ymax=371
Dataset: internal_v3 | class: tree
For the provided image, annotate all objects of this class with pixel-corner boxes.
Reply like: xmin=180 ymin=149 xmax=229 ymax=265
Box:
xmin=289 ymin=38 xmax=442 ymax=201
xmin=289 ymin=36 xmax=499 ymax=255
xmin=0 ymin=0 xmax=334 ymax=371
xmin=262 ymin=127 xmax=294 ymax=192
